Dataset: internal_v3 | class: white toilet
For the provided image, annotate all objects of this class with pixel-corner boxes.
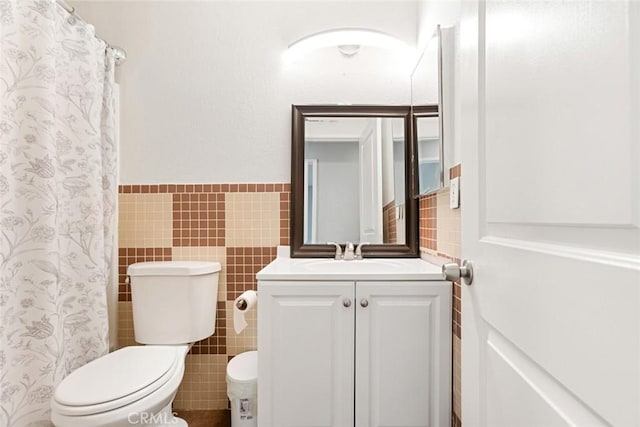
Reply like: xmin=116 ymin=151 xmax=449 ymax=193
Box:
xmin=51 ymin=261 xmax=221 ymax=427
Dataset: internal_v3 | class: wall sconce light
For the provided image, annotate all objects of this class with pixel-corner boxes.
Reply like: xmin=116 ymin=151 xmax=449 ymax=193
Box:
xmin=283 ymin=28 xmax=415 ymax=63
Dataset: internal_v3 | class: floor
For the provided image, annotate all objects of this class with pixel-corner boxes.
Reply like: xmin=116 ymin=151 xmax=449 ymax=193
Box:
xmin=175 ymin=409 xmax=230 ymax=427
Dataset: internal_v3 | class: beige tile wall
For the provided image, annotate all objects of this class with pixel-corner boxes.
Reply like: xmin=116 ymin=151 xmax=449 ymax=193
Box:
xmin=436 ymin=189 xmax=461 ymax=259
xmin=117 ymin=301 xmax=137 ymax=348
xmin=225 ymin=193 xmax=281 ymax=247
xmin=173 ymin=355 xmax=229 ymax=410
xmin=117 ymin=184 xmax=288 ymax=411
xmin=119 ymin=193 xmax=173 ymax=247
xmin=419 ymin=193 xmax=437 ymax=251
xmin=418 ymin=164 xmax=462 ymax=425
xmin=118 ymin=179 xmax=460 ymax=417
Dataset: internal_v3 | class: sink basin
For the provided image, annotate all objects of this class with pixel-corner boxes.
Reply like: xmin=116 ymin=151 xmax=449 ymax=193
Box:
xmin=299 ymin=258 xmax=406 ymax=273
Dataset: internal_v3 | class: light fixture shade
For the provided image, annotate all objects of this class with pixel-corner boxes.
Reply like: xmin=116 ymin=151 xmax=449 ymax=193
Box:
xmin=283 ymin=28 xmax=414 ymax=62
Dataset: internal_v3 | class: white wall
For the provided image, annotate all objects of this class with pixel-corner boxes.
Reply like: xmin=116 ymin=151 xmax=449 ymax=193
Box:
xmin=416 ymin=0 xmax=461 ymax=49
xmin=71 ymin=1 xmax=417 ymax=184
xmin=411 ymin=35 xmax=439 ymax=105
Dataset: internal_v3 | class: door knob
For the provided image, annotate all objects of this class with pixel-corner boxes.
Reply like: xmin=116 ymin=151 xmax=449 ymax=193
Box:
xmin=343 ymin=298 xmax=351 ymax=308
xmin=442 ymin=260 xmax=474 ymax=285
xmin=360 ymin=299 xmax=369 ymax=308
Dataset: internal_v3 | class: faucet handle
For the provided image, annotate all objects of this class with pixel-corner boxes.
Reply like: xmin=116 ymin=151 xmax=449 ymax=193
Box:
xmin=343 ymin=242 xmax=355 ymax=260
xmin=355 ymin=242 xmax=371 ymax=260
xmin=327 ymin=242 xmax=343 ymax=260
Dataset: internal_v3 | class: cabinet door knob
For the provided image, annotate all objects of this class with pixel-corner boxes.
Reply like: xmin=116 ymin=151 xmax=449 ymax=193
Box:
xmin=343 ymin=298 xmax=351 ymax=308
xmin=360 ymin=299 xmax=369 ymax=308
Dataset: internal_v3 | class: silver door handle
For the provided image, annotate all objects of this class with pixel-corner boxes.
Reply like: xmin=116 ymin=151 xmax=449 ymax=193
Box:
xmin=343 ymin=298 xmax=351 ymax=308
xmin=442 ymin=260 xmax=474 ymax=285
xmin=360 ymin=299 xmax=369 ymax=308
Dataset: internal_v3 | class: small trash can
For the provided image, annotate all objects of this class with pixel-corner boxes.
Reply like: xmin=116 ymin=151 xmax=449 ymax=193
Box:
xmin=226 ymin=350 xmax=258 ymax=427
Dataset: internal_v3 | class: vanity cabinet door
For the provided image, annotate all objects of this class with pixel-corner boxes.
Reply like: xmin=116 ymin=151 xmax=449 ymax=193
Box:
xmin=257 ymin=281 xmax=355 ymax=427
xmin=354 ymin=281 xmax=451 ymax=427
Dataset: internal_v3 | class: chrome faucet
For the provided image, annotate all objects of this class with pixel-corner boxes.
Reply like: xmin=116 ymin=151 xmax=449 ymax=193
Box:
xmin=343 ymin=242 xmax=355 ymax=260
xmin=355 ymin=242 xmax=371 ymax=260
xmin=327 ymin=242 xmax=343 ymax=260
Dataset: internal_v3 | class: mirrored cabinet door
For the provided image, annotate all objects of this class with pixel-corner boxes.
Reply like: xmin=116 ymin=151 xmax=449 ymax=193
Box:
xmin=411 ymin=26 xmax=445 ymax=196
xmin=413 ymin=106 xmax=441 ymax=196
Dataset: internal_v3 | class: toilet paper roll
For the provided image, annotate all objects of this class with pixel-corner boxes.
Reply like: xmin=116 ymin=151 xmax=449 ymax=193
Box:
xmin=233 ymin=290 xmax=258 ymax=334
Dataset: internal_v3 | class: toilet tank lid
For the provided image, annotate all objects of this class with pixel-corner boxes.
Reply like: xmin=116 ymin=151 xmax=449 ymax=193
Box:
xmin=128 ymin=261 xmax=221 ymax=276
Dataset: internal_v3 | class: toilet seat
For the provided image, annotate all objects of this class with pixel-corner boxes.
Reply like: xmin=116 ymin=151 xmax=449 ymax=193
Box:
xmin=52 ymin=346 xmax=182 ymax=417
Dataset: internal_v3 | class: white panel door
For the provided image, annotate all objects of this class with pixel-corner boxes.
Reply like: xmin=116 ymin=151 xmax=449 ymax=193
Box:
xmin=355 ymin=282 xmax=451 ymax=427
xmin=461 ymin=1 xmax=640 ymax=426
xmin=359 ymin=118 xmax=383 ymax=243
xmin=257 ymin=281 xmax=355 ymax=427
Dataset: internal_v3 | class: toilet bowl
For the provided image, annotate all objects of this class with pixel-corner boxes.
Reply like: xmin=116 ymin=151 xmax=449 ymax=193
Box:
xmin=51 ymin=261 xmax=221 ymax=427
xmin=51 ymin=345 xmax=189 ymax=427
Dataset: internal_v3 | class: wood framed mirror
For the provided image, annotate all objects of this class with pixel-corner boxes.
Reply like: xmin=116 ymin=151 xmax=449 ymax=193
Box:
xmin=291 ymin=105 xmax=418 ymax=258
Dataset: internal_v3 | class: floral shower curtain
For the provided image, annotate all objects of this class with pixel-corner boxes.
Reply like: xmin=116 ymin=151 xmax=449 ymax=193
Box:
xmin=0 ymin=1 xmax=117 ymax=425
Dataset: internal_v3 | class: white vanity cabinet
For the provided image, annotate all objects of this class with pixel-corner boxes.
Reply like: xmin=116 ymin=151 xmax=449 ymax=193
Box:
xmin=257 ymin=281 xmax=355 ymax=427
xmin=257 ymin=274 xmax=451 ymax=427
xmin=354 ymin=281 xmax=450 ymax=427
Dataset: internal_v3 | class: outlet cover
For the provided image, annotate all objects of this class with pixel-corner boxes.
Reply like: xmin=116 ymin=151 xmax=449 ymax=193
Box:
xmin=450 ymin=177 xmax=460 ymax=209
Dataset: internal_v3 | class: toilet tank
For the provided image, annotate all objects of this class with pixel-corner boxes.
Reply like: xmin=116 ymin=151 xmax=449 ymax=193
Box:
xmin=127 ymin=261 xmax=221 ymax=345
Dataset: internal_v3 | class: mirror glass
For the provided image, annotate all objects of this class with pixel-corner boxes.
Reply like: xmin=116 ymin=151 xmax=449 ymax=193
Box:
xmin=303 ymin=117 xmax=406 ymax=245
xmin=411 ymin=27 xmax=443 ymax=196
xmin=291 ymin=105 xmax=418 ymax=258
xmin=416 ymin=115 xmax=440 ymax=195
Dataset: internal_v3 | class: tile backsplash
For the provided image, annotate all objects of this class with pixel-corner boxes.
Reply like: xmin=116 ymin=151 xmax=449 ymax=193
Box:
xmin=117 ymin=183 xmax=289 ymax=410
xmin=419 ymin=193 xmax=437 ymax=251
xmin=418 ymin=164 xmax=462 ymax=426
xmin=117 ymin=177 xmax=462 ymax=420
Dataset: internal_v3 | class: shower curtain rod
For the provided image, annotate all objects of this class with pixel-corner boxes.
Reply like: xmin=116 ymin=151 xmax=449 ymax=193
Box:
xmin=55 ymin=0 xmax=127 ymax=65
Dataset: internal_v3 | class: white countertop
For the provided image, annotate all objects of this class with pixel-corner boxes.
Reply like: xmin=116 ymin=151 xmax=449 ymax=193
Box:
xmin=256 ymin=255 xmax=445 ymax=281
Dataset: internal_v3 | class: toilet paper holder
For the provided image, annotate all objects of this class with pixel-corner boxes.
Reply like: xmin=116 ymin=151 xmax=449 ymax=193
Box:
xmin=235 ymin=292 xmax=257 ymax=310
